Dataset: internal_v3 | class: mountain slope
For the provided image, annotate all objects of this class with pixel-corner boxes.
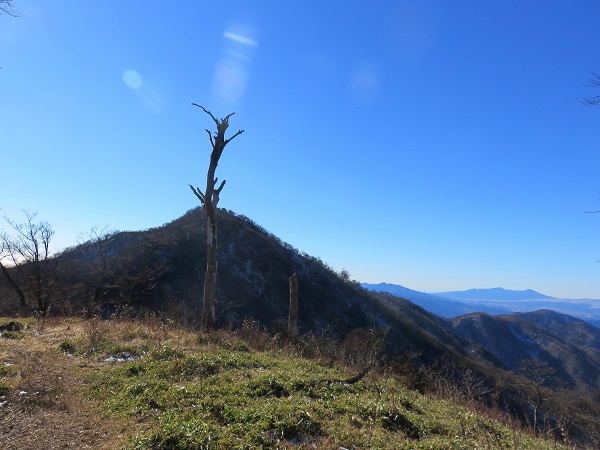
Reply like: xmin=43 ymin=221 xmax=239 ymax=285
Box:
xmin=41 ymin=208 xmax=497 ymax=367
xmin=517 ymin=310 xmax=600 ymax=356
xmin=450 ymin=310 xmax=600 ymax=389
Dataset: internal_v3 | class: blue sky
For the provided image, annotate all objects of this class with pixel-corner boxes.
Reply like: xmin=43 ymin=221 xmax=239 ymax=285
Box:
xmin=1 ymin=1 xmax=599 ymax=298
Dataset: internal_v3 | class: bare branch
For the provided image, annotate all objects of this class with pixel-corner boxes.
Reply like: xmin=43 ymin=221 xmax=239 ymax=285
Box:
xmin=0 ymin=0 xmax=18 ymax=17
xmin=189 ymin=184 xmax=205 ymax=204
xmin=588 ymin=72 xmax=600 ymax=88
xmin=581 ymin=72 xmax=600 ymax=106
xmin=224 ymin=129 xmax=245 ymax=146
xmin=581 ymin=97 xmax=600 ymax=106
xmin=204 ymin=129 xmax=215 ymax=148
xmin=215 ymin=179 xmax=226 ymax=194
xmin=192 ymin=103 xmax=219 ymax=126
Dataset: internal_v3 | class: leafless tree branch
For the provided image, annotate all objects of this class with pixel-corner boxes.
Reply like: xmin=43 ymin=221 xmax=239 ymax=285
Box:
xmin=189 ymin=184 xmax=205 ymax=204
xmin=0 ymin=0 xmax=18 ymax=17
xmin=192 ymin=103 xmax=219 ymax=126
xmin=581 ymin=72 xmax=600 ymax=106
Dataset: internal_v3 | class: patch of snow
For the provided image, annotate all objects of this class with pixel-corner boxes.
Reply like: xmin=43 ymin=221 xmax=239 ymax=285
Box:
xmin=104 ymin=352 xmax=140 ymax=362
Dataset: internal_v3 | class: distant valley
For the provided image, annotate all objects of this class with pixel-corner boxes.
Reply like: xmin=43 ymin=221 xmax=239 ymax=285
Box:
xmin=361 ymin=283 xmax=600 ymax=328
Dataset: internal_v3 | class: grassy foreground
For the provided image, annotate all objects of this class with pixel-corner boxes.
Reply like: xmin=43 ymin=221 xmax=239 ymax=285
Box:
xmin=0 ymin=317 xmax=570 ymax=449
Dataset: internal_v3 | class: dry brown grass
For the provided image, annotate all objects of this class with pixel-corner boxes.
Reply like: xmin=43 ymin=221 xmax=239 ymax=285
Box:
xmin=0 ymin=317 xmax=137 ymax=450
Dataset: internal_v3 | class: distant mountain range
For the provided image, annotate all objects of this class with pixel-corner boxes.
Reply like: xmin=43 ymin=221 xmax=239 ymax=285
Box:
xmin=435 ymin=287 xmax=554 ymax=301
xmin=361 ymin=282 xmax=600 ymax=328
xmin=359 ymin=282 xmax=509 ymax=317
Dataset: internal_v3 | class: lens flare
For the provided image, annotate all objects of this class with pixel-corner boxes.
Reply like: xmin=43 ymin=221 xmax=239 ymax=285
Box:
xmin=212 ymin=23 xmax=258 ymax=108
xmin=123 ymin=70 xmax=143 ymax=89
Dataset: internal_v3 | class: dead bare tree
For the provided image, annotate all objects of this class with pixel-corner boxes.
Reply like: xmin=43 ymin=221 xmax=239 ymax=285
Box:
xmin=581 ymin=72 xmax=600 ymax=106
xmin=189 ymin=104 xmax=244 ymax=328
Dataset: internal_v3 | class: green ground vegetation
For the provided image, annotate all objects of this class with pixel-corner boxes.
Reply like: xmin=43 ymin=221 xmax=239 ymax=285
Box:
xmin=0 ymin=316 xmax=574 ymax=449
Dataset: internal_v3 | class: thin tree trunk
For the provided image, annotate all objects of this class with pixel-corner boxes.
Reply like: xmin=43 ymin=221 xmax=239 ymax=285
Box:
xmin=288 ymin=272 xmax=298 ymax=336
xmin=0 ymin=261 xmax=26 ymax=313
xmin=201 ymin=215 xmax=218 ymax=328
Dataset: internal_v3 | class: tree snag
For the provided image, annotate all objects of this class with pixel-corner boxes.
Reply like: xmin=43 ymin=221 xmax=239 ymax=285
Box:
xmin=189 ymin=104 xmax=244 ymax=329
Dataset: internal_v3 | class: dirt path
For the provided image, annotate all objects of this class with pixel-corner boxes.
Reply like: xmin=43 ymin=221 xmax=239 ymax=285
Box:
xmin=0 ymin=321 xmax=134 ymax=450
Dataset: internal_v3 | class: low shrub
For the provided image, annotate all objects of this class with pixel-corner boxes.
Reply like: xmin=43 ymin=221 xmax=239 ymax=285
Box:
xmin=1 ymin=330 xmax=24 ymax=340
xmin=58 ymin=339 xmax=77 ymax=354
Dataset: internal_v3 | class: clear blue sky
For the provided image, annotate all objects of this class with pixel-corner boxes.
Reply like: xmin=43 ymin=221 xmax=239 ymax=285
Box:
xmin=1 ymin=1 xmax=599 ymax=298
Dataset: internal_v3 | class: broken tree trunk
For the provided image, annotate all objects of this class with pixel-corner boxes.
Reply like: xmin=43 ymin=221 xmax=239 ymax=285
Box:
xmin=288 ymin=272 xmax=298 ymax=336
xmin=189 ymin=104 xmax=244 ymax=329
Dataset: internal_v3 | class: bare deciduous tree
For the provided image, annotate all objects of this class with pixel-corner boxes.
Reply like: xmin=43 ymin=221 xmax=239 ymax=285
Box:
xmin=189 ymin=104 xmax=244 ymax=328
xmin=68 ymin=228 xmax=169 ymax=316
xmin=74 ymin=226 xmax=119 ymax=314
xmin=117 ymin=234 xmax=169 ymax=310
xmin=519 ymin=359 xmax=559 ymax=434
xmin=0 ymin=210 xmax=56 ymax=315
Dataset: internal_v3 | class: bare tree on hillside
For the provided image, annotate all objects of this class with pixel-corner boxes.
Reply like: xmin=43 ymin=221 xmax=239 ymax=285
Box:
xmin=518 ymin=359 xmax=559 ymax=434
xmin=0 ymin=211 xmax=56 ymax=314
xmin=115 ymin=234 xmax=169 ymax=310
xmin=73 ymin=226 xmax=119 ymax=314
xmin=189 ymin=104 xmax=244 ymax=328
xmin=67 ymin=228 xmax=170 ymax=316
xmin=582 ymin=72 xmax=600 ymax=106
